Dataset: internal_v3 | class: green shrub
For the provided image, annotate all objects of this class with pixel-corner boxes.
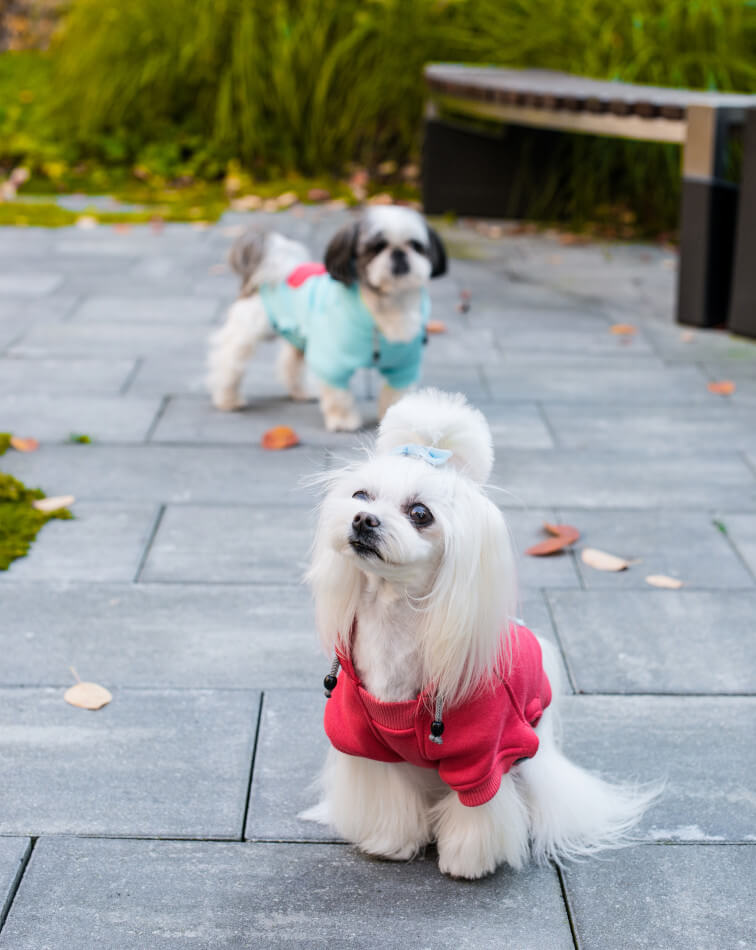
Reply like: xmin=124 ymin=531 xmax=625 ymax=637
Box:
xmin=5 ymin=0 xmax=756 ymax=231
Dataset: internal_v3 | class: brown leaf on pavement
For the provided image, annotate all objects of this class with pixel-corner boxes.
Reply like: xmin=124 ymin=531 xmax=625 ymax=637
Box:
xmin=526 ymin=523 xmax=580 ymax=556
xmin=645 ymin=574 xmax=684 ymax=589
xmin=707 ymin=380 xmax=735 ymax=395
xmin=10 ymin=436 xmax=39 ymax=452
xmin=32 ymin=495 xmax=75 ymax=513
xmin=610 ymin=324 xmax=636 ymax=335
xmin=261 ymin=425 xmax=300 ymax=450
xmin=64 ymin=682 xmax=112 ymax=710
xmin=581 ymin=547 xmax=630 ymax=572
xmin=426 ymin=320 xmax=446 ymax=334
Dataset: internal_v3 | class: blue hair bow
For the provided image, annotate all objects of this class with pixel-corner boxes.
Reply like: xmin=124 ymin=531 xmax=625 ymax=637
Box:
xmin=391 ymin=444 xmax=453 ymax=466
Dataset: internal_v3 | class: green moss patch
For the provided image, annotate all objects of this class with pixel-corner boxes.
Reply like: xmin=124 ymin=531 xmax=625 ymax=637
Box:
xmin=0 ymin=470 xmax=72 ymax=571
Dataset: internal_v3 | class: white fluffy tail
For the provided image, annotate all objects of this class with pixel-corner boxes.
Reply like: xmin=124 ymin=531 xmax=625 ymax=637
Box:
xmin=230 ymin=230 xmax=310 ymax=296
xmin=520 ymin=639 xmax=662 ymax=865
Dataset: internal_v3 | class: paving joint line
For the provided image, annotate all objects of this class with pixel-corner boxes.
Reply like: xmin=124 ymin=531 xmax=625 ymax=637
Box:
xmin=132 ymin=503 xmax=166 ymax=582
xmin=119 ymin=357 xmax=143 ymax=395
xmin=535 ymin=400 xmax=561 ymax=449
xmin=144 ymin=395 xmax=171 ymax=442
xmin=556 ymin=863 xmax=582 ymax=950
xmin=541 ymin=589 xmax=579 ymax=695
xmin=240 ymin=692 xmax=265 ymax=841
xmin=0 ymin=836 xmax=35 ymax=935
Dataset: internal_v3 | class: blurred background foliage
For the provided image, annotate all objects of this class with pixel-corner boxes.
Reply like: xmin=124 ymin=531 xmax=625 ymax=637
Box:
xmin=0 ymin=0 xmax=755 ymax=234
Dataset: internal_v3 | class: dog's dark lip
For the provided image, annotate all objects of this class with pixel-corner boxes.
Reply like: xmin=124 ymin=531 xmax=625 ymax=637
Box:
xmin=349 ymin=539 xmax=384 ymax=560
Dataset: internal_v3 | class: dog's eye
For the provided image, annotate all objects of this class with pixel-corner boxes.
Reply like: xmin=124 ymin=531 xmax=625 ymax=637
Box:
xmin=409 ymin=240 xmax=426 ymax=255
xmin=352 ymin=490 xmax=371 ymax=501
xmin=408 ymin=503 xmax=433 ymax=527
xmin=369 ymin=240 xmax=387 ymax=255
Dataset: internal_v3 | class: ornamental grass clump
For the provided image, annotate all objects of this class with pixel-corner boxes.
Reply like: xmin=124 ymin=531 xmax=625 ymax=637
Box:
xmin=10 ymin=0 xmax=756 ymax=231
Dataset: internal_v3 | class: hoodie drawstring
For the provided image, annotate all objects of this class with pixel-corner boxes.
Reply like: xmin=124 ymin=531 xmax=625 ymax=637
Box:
xmin=323 ymin=656 xmax=340 ymax=697
xmin=429 ymin=694 xmax=445 ymax=744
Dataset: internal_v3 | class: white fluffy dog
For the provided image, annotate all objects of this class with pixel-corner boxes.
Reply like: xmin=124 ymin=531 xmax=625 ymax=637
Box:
xmin=303 ymin=389 xmax=657 ymax=878
xmin=207 ymin=206 xmax=447 ymax=431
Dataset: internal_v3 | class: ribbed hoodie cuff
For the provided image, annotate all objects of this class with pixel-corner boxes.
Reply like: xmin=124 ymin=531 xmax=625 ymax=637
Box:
xmin=456 ymin=772 xmax=502 ymax=807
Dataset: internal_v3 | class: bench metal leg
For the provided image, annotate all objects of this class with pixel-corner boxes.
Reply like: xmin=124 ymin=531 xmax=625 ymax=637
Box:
xmin=728 ymin=108 xmax=756 ymax=339
xmin=677 ymin=105 xmax=740 ymax=328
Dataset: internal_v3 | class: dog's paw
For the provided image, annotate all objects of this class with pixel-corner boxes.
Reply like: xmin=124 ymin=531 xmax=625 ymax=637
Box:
xmin=324 ymin=410 xmax=362 ymax=432
xmin=212 ymin=391 xmax=246 ymax=411
xmin=437 ymin=845 xmax=496 ymax=880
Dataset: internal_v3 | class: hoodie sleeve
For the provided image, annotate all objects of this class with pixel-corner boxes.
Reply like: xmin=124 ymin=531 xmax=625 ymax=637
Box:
xmin=436 ymin=679 xmax=543 ymax=807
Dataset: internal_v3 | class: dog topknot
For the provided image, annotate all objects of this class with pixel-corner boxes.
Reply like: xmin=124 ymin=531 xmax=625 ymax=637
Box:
xmin=376 ymin=389 xmax=494 ymax=485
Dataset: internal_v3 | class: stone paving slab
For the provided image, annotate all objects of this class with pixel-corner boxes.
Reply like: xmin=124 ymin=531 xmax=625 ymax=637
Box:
xmin=1 ymin=502 xmax=159 ymax=583
xmin=0 ymin=583 xmax=320 ymax=689
xmin=543 ymin=402 xmax=756 ymax=452
xmin=0 ymin=394 xmax=162 ymax=443
xmin=562 ymin=695 xmax=756 ymax=841
xmin=0 ymin=358 xmax=136 ymax=395
xmin=151 ymin=395 xmax=379 ymax=448
xmin=10 ymin=322 xmax=214 ymax=360
xmin=1 ymin=444 xmax=327 ymax=504
xmin=493 ymin=450 xmax=756 ymax=509
xmin=548 ymin=590 xmax=756 ymax=693
xmin=0 ymin=688 xmax=259 ymax=838
xmin=151 ymin=393 xmax=554 ymax=450
xmin=484 ymin=362 xmax=710 ymax=403
xmin=245 ymin=689 xmax=333 ymax=842
xmin=0 ymin=838 xmax=30 ymax=930
xmin=557 ymin=508 xmax=754 ymax=589
xmin=71 ymin=294 xmax=222 ymax=325
xmin=0 ymin=273 xmax=62 ymax=297
xmin=418 ymin=362 xmax=491 ymax=401
xmin=563 ymin=845 xmax=756 ymax=950
xmin=722 ymin=512 xmax=756 ymax=576
xmin=0 ymin=838 xmax=572 ymax=950
xmin=141 ymin=504 xmax=315 ymax=584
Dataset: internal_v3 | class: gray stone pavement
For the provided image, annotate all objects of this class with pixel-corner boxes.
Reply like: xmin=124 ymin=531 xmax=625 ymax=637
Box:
xmin=1 ymin=208 xmax=755 ymax=947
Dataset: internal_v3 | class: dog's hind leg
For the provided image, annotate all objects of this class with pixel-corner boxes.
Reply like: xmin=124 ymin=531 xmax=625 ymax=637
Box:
xmin=207 ymin=296 xmax=272 ymax=410
xmin=277 ymin=341 xmax=308 ymax=401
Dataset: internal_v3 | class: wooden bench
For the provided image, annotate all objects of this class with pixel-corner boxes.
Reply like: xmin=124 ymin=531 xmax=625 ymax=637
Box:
xmin=422 ymin=64 xmax=756 ymax=333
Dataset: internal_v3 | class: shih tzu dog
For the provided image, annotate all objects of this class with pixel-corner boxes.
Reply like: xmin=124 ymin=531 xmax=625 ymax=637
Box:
xmin=303 ymin=389 xmax=657 ymax=879
xmin=207 ymin=206 xmax=447 ymax=431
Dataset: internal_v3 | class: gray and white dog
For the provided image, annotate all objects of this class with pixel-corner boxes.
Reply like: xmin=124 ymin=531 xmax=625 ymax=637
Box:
xmin=207 ymin=206 xmax=447 ymax=431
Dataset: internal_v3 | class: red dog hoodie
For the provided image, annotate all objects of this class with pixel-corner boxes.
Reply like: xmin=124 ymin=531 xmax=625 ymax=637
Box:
xmin=324 ymin=623 xmax=552 ymax=806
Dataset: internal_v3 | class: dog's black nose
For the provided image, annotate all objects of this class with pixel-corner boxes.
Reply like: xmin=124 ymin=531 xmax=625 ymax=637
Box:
xmin=352 ymin=511 xmax=380 ymax=532
xmin=391 ymin=248 xmax=410 ymax=276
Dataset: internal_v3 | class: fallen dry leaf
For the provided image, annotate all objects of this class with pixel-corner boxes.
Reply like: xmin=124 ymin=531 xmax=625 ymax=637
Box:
xmin=581 ymin=547 xmax=630 ymax=572
xmin=610 ymin=324 xmax=636 ymax=336
xmin=707 ymin=380 xmax=735 ymax=395
xmin=527 ymin=523 xmax=580 ymax=556
xmin=32 ymin=494 xmax=75 ymax=513
xmin=426 ymin=320 xmax=447 ymax=334
xmin=645 ymin=574 xmax=684 ymax=589
xmin=64 ymin=681 xmax=112 ymax=710
xmin=10 ymin=436 xmax=39 ymax=452
xmin=261 ymin=425 xmax=300 ymax=450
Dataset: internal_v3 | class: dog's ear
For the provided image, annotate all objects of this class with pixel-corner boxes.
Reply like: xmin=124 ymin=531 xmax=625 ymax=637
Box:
xmin=426 ymin=225 xmax=447 ymax=278
xmin=325 ymin=222 xmax=360 ymax=285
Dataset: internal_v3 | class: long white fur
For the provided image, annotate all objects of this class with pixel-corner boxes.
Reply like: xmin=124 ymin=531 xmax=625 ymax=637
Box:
xmin=304 ymin=388 xmax=659 ymax=878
